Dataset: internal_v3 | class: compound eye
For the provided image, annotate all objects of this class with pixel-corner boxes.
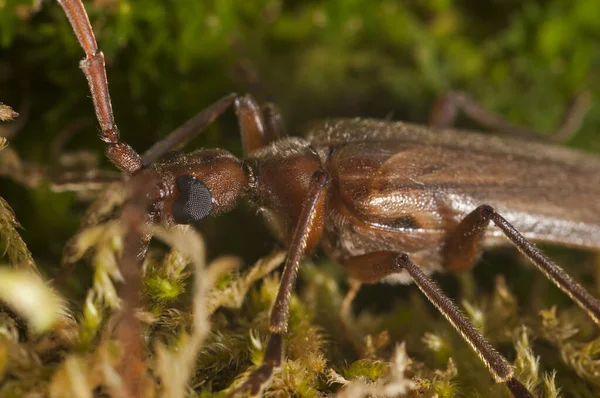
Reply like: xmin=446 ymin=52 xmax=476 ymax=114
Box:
xmin=172 ymin=175 xmax=213 ymax=224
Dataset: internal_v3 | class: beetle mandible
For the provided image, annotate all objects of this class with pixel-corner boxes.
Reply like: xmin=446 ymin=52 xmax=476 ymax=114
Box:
xmin=56 ymin=0 xmax=600 ymax=397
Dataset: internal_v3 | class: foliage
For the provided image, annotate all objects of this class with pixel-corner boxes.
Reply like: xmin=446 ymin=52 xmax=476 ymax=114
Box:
xmin=1 ymin=0 xmax=600 ymax=396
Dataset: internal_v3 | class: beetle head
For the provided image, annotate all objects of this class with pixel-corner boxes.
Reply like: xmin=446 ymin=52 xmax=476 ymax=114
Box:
xmin=151 ymin=148 xmax=249 ymax=225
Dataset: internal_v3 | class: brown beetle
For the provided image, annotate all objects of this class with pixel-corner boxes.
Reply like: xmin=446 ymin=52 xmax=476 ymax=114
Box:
xmin=57 ymin=0 xmax=600 ymax=397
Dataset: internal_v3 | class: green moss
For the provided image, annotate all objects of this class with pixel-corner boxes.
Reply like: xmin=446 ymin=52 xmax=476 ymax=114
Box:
xmin=145 ymin=275 xmax=185 ymax=302
xmin=343 ymin=359 xmax=388 ymax=381
xmin=0 ymin=197 xmax=37 ymax=274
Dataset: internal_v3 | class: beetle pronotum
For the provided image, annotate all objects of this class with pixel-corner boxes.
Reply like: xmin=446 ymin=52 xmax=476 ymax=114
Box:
xmin=56 ymin=0 xmax=600 ymax=396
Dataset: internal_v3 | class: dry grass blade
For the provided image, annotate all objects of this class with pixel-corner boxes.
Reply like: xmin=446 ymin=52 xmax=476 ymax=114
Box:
xmin=0 ymin=136 xmax=36 ymax=274
xmin=78 ymin=182 xmax=127 ymax=228
xmin=0 ymin=104 xmax=18 ymax=122
xmin=49 ymin=340 xmax=124 ymax=398
xmin=206 ymin=250 xmax=286 ymax=315
xmin=152 ymin=225 xmax=238 ymax=398
xmin=64 ymin=222 xmax=125 ymax=310
xmin=0 ymin=145 xmax=46 ymax=189
xmin=0 ymin=267 xmax=61 ymax=333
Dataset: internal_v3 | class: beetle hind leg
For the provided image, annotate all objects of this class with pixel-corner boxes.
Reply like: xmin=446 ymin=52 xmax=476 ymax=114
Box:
xmin=445 ymin=204 xmax=600 ymax=326
xmin=342 ymin=251 xmax=534 ymax=398
xmin=429 ymin=90 xmax=591 ymax=143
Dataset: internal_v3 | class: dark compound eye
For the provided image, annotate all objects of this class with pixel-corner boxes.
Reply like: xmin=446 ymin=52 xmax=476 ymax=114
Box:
xmin=172 ymin=175 xmax=213 ymax=224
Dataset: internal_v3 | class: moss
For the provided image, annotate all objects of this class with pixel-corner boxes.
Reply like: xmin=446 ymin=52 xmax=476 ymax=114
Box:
xmin=343 ymin=359 xmax=388 ymax=381
xmin=0 ymin=197 xmax=37 ymax=275
xmin=145 ymin=274 xmax=185 ymax=303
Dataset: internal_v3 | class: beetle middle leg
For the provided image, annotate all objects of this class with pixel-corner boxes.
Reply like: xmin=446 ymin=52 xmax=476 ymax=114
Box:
xmin=343 ymin=251 xmax=534 ymax=398
xmin=429 ymin=90 xmax=591 ymax=143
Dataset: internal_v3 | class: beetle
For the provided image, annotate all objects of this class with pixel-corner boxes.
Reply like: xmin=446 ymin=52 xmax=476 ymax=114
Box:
xmin=56 ymin=0 xmax=600 ymax=397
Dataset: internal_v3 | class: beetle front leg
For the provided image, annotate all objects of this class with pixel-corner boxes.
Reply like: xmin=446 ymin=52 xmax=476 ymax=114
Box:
xmin=444 ymin=205 xmax=600 ymax=326
xmin=229 ymin=170 xmax=329 ymax=397
xmin=342 ymin=251 xmax=534 ymax=398
xmin=58 ymin=0 xmax=142 ymax=173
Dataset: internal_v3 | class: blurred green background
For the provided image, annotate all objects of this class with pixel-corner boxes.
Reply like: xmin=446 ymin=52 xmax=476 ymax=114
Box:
xmin=2 ymin=0 xmax=600 ymax=271
xmin=1 ymin=0 xmax=600 ymax=395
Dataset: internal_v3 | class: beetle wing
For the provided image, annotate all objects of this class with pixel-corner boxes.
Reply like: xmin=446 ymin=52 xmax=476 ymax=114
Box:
xmin=312 ymin=119 xmax=600 ymax=250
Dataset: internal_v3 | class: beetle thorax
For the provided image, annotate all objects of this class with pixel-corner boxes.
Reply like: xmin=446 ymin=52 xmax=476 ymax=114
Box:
xmin=245 ymin=137 xmax=323 ymax=242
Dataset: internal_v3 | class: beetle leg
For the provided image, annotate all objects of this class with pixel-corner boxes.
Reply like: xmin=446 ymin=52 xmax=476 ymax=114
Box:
xmin=261 ymin=102 xmax=285 ymax=141
xmin=550 ymin=91 xmax=592 ymax=143
xmin=429 ymin=91 xmax=533 ymax=136
xmin=58 ymin=0 xmax=142 ymax=173
xmin=444 ymin=205 xmax=600 ymax=326
xmin=342 ymin=251 xmax=534 ymax=398
xmin=458 ymin=205 xmax=600 ymax=326
xmin=235 ymin=95 xmax=285 ymax=155
xmin=141 ymin=94 xmax=237 ymax=166
xmin=441 ymin=204 xmax=491 ymax=273
xmin=58 ymin=0 xmax=239 ymax=171
xmin=235 ymin=94 xmax=268 ymax=155
xmin=230 ymin=170 xmax=329 ymax=397
xmin=429 ymin=90 xmax=590 ymax=143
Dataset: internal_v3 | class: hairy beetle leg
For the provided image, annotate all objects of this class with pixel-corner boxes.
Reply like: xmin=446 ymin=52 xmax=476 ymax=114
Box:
xmin=229 ymin=170 xmax=329 ymax=396
xmin=429 ymin=90 xmax=591 ymax=143
xmin=446 ymin=205 xmax=600 ymax=326
xmin=343 ymin=251 xmax=534 ymax=398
